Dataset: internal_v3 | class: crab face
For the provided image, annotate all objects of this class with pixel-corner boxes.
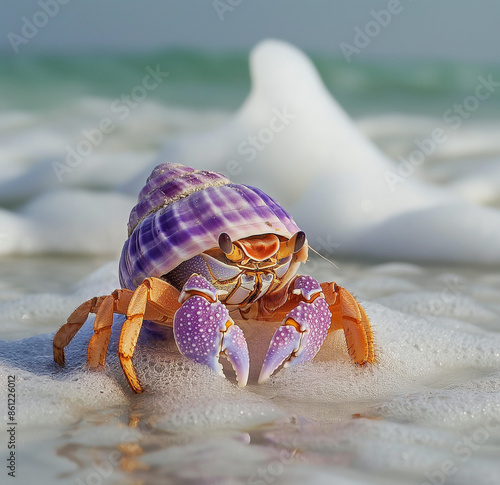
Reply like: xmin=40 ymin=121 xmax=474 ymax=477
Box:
xmin=201 ymin=231 xmax=307 ymax=306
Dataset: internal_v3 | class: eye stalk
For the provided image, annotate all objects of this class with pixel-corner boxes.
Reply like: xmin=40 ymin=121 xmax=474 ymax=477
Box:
xmin=277 ymin=231 xmax=306 ymax=260
xmin=218 ymin=233 xmax=244 ymax=262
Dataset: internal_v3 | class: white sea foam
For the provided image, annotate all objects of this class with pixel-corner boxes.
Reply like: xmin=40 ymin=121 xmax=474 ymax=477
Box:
xmin=155 ymin=40 xmax=500 ymax=264
xmin=1 ymin=256 xmax=500 ymax=483
xmin=0 ymin=42 xmax=499 ymax=265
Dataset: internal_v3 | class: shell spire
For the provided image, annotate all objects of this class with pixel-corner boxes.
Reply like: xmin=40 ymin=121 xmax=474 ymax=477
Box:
xmin=127 ymin=163 xmax=231 ymax=236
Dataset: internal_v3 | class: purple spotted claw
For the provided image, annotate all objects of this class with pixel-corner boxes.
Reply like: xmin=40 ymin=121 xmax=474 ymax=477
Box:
xmin=258 ymin=275 xmax=332 ymax=383
xmin=173 ymin=274 xmax=249 ymax=387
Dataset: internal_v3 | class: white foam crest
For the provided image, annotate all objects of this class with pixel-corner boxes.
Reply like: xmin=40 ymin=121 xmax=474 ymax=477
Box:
xmin=0 ymin=100 xmax=228 ymax=203
xmin=156 ymin=40 xmax=398 ymax=206
xmin=155 ymin=39 xmax=500 ymax=264
xmin=0 ymin=190 xmax=133 ymax=256
xmin=0 ymin=42 xmax=499 ymax=263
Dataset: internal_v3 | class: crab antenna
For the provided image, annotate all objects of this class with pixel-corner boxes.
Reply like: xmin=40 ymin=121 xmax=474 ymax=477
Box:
xmin=307 ymin=245 xmax=339 ymax=269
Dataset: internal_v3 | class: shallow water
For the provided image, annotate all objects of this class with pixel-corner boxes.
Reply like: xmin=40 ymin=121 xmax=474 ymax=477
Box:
xmin=1 ymin=255 xmax=500 ymax=484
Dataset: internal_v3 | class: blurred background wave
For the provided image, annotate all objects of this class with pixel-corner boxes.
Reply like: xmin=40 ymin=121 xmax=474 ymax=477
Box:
xmin=2 ymin=0 xmax=500 ymax=115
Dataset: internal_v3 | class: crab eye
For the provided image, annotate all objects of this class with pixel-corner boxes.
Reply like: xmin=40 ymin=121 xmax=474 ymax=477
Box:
xmin=218 ymin=233 xmax=244 ymax=262
xmin=218 ymin=233 xmax=233 ymax=254
xmin=293 ymin=231 xmax=306 ymax=253
xmin=276 ymin=231 xmax=307 ymax=260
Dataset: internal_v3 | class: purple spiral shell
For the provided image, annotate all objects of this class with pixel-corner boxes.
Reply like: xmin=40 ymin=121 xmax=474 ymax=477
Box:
xmin=119 ymin=163 xmax=301 ymax=290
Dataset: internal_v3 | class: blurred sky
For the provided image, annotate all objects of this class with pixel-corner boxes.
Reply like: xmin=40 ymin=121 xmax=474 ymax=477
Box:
xmin=1 ymin=0 xmax=499 ymax=62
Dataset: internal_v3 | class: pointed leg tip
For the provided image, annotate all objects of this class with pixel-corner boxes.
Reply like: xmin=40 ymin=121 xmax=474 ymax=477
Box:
xmin=53 ymin=349 xmax=65 ymax=366
xmin=128 ymin=383 xmax=144 ymax=394
xmin=127 ymin=374 xmax=144 ymax=394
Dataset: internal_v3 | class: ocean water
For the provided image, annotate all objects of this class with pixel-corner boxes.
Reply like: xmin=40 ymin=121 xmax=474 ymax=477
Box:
xmin=1 ymin=40 xmax=500 ymax=484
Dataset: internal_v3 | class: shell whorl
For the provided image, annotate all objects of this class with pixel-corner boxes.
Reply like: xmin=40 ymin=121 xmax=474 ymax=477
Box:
xmin=127 ymin=163 xmax=231 ymax=236
xmin=119 ymin=163 xmax=301 ymax=290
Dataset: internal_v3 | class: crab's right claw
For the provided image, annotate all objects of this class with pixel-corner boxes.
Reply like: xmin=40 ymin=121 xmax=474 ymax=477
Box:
xmin=259 ymin=275 xmax=332 ymax=383
xmin=173 ymin=274 xmax=249 ymax=387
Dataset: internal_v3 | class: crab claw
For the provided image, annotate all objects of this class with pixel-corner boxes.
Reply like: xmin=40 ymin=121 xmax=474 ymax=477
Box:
xmin=173 ymin=274 xmax=249 ymax=387
xmin=258 ymin=275 xmax=331 ymax=383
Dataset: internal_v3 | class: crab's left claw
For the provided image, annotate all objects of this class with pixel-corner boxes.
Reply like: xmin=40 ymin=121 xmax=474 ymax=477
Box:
xmin=173 ymin=274 xmax=249 ymax=387
xmin=259 ymin=276 xmax=332 ymax=383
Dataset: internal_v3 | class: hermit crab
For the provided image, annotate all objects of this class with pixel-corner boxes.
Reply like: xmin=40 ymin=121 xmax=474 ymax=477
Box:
xmin=53 ymin=163 xmax=374 ymax=392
